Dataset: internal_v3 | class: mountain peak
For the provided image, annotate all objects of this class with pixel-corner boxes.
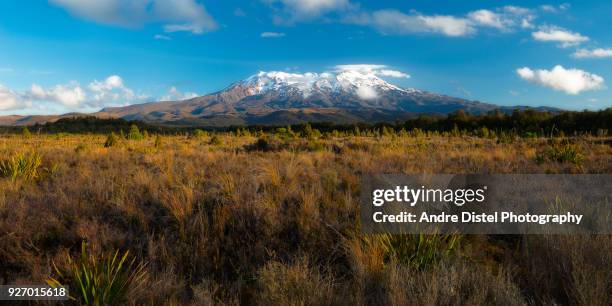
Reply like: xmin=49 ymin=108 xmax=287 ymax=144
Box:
xmin=236 ymin=66 xmax=419 ymax=100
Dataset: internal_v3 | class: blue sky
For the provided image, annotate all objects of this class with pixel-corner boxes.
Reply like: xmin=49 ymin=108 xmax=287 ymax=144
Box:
xmin=0 ymin=0 xmax=610 ymax=115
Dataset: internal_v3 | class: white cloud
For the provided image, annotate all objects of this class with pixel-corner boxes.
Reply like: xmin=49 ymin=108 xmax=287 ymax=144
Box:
xmin=517 ymin=65 xmax=604 ymax=95
xmin=420 ymin=15 xmax=475 ymax=36
xmin=88 ymin=75 xmax=138 ymax=106
xmin=378 ymin=70 xmax=410 ymax=78
xmin=0 ymin=84 xmax=23 ymax=110
xmin=468 ymin=9 xmax=507 ymax=29
xmin=356 ymin=86 xmax=377 ymax=100
xmin=502 ymin=6 xmax=531 ymax=15
xmin=540 ymin=4 xmax=570 ymax=13
xmin=50 ymin=0 xmax=217 ymax=34
xmin=540 ymin=5 xmax=557 ymax=13
xmin=160 ymin=86 xmax=198 ymax=101
xmin=334 ymin=64 xmax=410 ymax=78
xmin=264 ymin=3 xmax=541 ymax=37
xmin=29 ymin=82 xmax=87 ymax=107
xmin=0 ymin=75 xmax=150 ymax=113
xmin=266 ymin=0 xmax=352 ymax=22
xmin=261 ymin=32 xmax=286 ymax=38
xmin=156 ymin=0 xmax=217 ymax=34
xmin=532 ymin=26 xmax=589 ymax=47
xmin=502 ymin=6 xmax=537 ymax=29
xmin=348 ymin=5 xmax=539 ymax=37
xmin=348 ymin=9 xmax=475 ymax=37
xmin=520 ymin=17 xmax=535 ymax=29
xmin=154 ymin=34 xmax=172 ymax=40
xmin=468 ymin=6 xmax=537 ymax=31
xmin=573 ymin=48 xmax=612 ymax=59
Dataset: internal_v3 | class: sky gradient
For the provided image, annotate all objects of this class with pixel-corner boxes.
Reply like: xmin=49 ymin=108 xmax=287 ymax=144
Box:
xmin=0 ymin=0 xmax=611 ymax=115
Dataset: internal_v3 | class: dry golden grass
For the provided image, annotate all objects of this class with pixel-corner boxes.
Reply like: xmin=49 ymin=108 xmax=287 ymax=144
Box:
xmin=0 ymin=132 xmax=610 ymax=305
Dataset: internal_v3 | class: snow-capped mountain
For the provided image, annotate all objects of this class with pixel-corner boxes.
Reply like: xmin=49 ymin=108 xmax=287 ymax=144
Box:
xmin=238 ymin=70 xmax=419 ymax=99
xmin=93 ymin=68 xmax=506 ymax=126
xmin=3 ymin=67 xmax=523 ymax=126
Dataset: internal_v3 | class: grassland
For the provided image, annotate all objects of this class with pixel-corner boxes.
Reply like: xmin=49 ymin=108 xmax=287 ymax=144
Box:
xmin=0 ymin=130 xmax=610 ymax=305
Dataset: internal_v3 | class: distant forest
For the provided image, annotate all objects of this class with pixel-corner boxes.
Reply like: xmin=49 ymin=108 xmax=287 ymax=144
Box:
xmin=1 ymin=108 xmax=610 ymax=137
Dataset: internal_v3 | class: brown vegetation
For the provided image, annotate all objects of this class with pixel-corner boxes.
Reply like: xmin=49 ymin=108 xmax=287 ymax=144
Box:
xmin=0 ymin=131 xmax=610 ymax=305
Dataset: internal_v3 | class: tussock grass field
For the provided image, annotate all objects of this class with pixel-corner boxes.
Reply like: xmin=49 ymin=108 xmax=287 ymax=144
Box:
xmin=0 ymin=130 xmax=610 ymax=305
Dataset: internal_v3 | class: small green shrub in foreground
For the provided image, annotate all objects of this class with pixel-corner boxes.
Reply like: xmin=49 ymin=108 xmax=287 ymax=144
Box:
xmin=193 ymin=129 xmax=208 ymax=138
xmin=22 ymin=126 xmax=32 ymax=138
xmin=154 ymin=134 xmax=163 ymax=148
xmin=128 ymin=124 xmax=144 ymax=140
xmin=104 ymin=133 xmax=120 ymax=147
xmin=364 ymin=233 xmax=462 ymax=269
xmin=0 ymin=152 xmax=42 ymax=181
xmin=209 ymin=135 xmax=222 ymax=145
xmin=47 ymin=243 xmax=148 ymax=306
xmin=536 ymin=142 xmax=584 ymax=164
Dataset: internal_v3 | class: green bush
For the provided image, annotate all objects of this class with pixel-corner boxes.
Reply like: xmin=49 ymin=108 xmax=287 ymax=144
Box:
xmin=47 ymin=243 xmax=148 ymax=306
xmin=0 ymin=152 xmax=42 ymax=181
xmin=104 ymin=133 xmax=119 ymax=148
xmin=364 ymin=233 xmax=462 ymax=269
xmin=245 ymin=136 xmax=284 ymax=152
xmin=209 ymin=135 xmax=222 ymax=145
xmin=193 ymin=129 xmax=207 ymax=138
xmin=536 ymin=142 xmax=584 ymax=164
xmin=22 ymin=126 xmax=32 ymax=138
xmin=127 ymin=124 xmax=144 ymax=140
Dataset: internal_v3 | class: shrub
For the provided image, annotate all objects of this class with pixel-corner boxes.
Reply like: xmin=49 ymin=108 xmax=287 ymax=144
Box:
xmin=0 ymin=152 xmax=42 ymax=181
xmin=275 ymin=127 xmax=296 ymax=140
xmin=245 ymin=137 xmax=284 ymax=152
xmin=363 ymin=233 xmax=462 ymax=269
xmin=536 ymin=141 xmax=584 ymax=164
xmin=383 ymin=261 xmax=526 ymax=305
xmin=209 ymin=135 xmax=222 ymax=145
xmin=257 ymin=259 xmax=335 ymax=306
xmin=193 ymin=129 xmax=207 ymax=138
xmin=75 ymin=144 xmax=87 ymax=153
xmin=154 ymin=134 xmax=163 ymax=149
xmin=22 ymin=126 xmax=32 ymax=138
xmin=47 ymin=243 xmax=148 ymax=306
xmin=128 ymin=124 xmax=144 ymax=140
xmin=104 ymin=133 xmax=119 ymax=147
xmin=303 ymin=123 xmax=322 ymax=140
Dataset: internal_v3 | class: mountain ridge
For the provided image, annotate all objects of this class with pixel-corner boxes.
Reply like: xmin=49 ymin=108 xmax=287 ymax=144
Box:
xmin=0 ymin=69 xmax=558 ymax=126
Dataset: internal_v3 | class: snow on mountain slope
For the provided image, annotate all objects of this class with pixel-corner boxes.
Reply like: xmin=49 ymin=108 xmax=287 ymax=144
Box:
xmin=235 ymin=65 xmax=420 ymax=100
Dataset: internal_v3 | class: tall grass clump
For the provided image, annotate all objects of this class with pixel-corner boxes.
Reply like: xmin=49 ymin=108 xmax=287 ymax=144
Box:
xmin=154 ymin=134 xmax=163 ymax=149
xmin=192 ymin=129 xmax=208 ymax=138
xmin=256 ymin=258 xmax=337 ymax=306
xmin=536 ymin=141 xmax=584 ymax=164
xmin=363 ymin=233 xmax=462 ymax=269
xmin=47 ymin=243 xmax=148 ymax=306
xmin=104 ymin=132 xmax=119 ymax=147
xmin=22 ymin=126 xmax=32 ymax=138
xmin=128 ymin=124 xmax=144 ymax=140
xmin=0 ymin=151 xmax=42 ymax=181
xmin=209 ymin=135 xmax=222 ymax=145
